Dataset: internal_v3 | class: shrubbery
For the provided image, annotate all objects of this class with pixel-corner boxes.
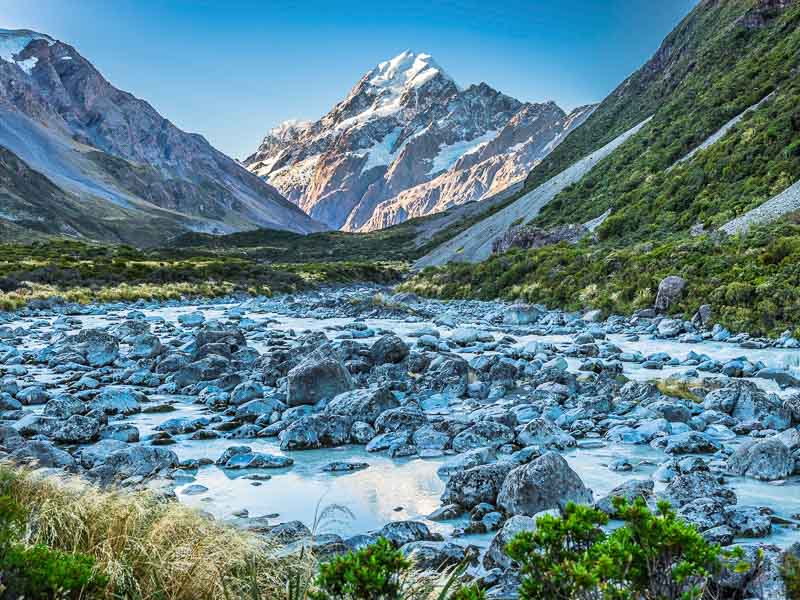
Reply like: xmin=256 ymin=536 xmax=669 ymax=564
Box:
xmin=402 ymin=219 xmax=800 ymax=337
xmin=507 ymin=498 xmax=750 ymax=600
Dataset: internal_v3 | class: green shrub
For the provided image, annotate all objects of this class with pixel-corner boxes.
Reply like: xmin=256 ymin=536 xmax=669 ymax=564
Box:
xmin=506 ymin=498 xmax=738 ymax=600
xmin=311 ymin=537 xmax=411 ymax=600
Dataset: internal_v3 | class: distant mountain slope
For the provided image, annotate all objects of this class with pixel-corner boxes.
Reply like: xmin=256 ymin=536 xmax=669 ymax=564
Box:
xmin=245 ymin=51 xmax=590 ymax=231
xmin=417 ymin=0 xmax=800 ymax=264
xmin=0 ymin=28 xmax=323 ymax=243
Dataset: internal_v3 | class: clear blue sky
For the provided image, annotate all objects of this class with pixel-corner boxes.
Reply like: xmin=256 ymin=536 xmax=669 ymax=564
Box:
xmin=1 ymin=0 xmax=698 ymax=159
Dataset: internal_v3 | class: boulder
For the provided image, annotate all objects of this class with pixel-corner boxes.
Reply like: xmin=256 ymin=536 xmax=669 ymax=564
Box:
xmin=517 ymin=419 xmax=576 ymax=450
xmin=727 ymin=438 xmax=793 ymax=481
xmin=90 ymin=386 xmax=145 ymax=415
xmin=286 ymin=354 xmax=353 ymax=407
xmin=401 ymin=541 xmax=466 ymax=571
xmin=377 ymin=521 xmax=439 ymax=547
xmin=11 ymin=440 xmax=75 ymax=469
xmin=503 ymin=304 xmax=543 ymax=326
xmin=595 ymin=480 xmax=654 ymax=516
xmin=53 ymin=415 xmax=101 ymax=443
xmin=88 ymin=446 xmax=178 ymax=485
xmin=483 ymin=514 xmax=538 ymax=571
xmin=369 ymin=335 xmax=409 ymax=364
xmin=654 ymin=276 xmax=686 ymax=312
xmin=661 ymin=471 xmax=736 ymax=508
xmin=279 ymin=415 xmax=353 ymax=450
xmin=497 ymin=452 xmax=593 ymax=517
xmin=325 ymin=387 xmax=399 ymax=423
xmin=440 ymin=462 xmax=515 ymax=509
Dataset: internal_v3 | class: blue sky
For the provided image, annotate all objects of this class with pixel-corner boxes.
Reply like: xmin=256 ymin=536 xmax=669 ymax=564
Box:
xmin=1 ymin=0 xmax=698 ymax=159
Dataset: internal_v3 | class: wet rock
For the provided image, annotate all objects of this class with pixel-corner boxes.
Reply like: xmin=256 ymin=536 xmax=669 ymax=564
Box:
xmin=677 ymin=498 xmax=727 ymax=531
xmin=90 ymin=386 xmax=145 ymax=415
xmin=322 ymin=461 xmax=368 ymax=473
xmin=325 ymin=387 xmax=399 ymax=423
xmin=663 ymin=431 xmax=720 ymax=455
xmin=595 ymin=480 xmax=654 ymax=516
xmin=401 ymin=541 xmax=466 ymax=571
xmin=375 ymin=405 xmax=427 ymax=433
xmin=225 ymin=452 xmax=293 ymax=469
xmin=724 ymin=505 xmax=772 ymax=538
xmin=660 ymin=470 xmax=736 ymax=508
xmin=11 ymin=440 xmax=75 ymax=469
xmin=53 ymin=415 xmax=101 ymax=443
xmin=100 ymin=423 xmax=139 ymax=443
xmin=441 ymin=462 xmax=515 ymax=509
xmin=727 ymin=438 xmax=793 ymax=481
xmin=378 ymin=520 xmax=440 ymax=547
xmin=484 ymin=512 xmax=555 ymax=571
xmin=503 ymin=304 xmax=543 ymax=326
xmin=43 ymin=394 xmax=85 ymax=419
xmin=279 ymin=415 xmax=353 ymax=450
xmin=230 ymin=381 xmax=264 ymax=406
xmin=71 ymin=329 xmax=119 ymax=367
xmin=517 ymin=418 xmax=576 ymax=450
xmin=370 ymin=335 xmax=409 ymax=364
xmin=286 ymin=354 xmax=354 ymax=407
xmin=497 ymin=452 xmax=593 ymax=517
xmin=452 ymin=421 xmax=514 ymax=453
xmin=88 ymin=446 xmax=178 ymax=485
xmin=128 ymin=334 xmax=163 ymax=359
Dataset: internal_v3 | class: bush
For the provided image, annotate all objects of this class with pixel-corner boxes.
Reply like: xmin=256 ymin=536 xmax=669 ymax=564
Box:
xmin=506 ymin=498 xmax=742 ymax=600
xmin=311 ymin=537 xmax=411 ymax=600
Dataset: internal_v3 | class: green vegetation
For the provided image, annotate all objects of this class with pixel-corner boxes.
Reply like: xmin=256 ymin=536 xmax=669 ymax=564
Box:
xmin=0 ymin=239 xmax=403 ymax=311
xmin=506 ymin=498 xmax=749 ymax=600
xmin=0 ymin=471 xmax=106 ymax=599
xmin=401 ymin=219 xmax=800 ymax=337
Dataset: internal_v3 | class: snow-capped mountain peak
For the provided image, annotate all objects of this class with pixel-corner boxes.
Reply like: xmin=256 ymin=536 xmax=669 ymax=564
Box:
xmin=244 ymin=51 xmax=595 ymax=231
xmin=368 ymin=50 xmax=452 ymax=92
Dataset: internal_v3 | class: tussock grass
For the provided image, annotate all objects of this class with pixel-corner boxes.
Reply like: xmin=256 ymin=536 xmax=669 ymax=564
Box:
xmin=3 ymin=466 xmax=310 ymax=600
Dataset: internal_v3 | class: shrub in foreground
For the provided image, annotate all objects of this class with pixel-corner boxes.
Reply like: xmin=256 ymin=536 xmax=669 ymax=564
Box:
xmin=506 ymin=498 xmax=750 ymax=600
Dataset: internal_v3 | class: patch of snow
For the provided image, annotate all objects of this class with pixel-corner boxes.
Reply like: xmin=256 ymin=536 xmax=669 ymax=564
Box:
xmin=357 ymin=128 xmax=404 ymax=171
xmin=0 ymin=29 xmax=54 ymax=74
xmin=268 ymin=154 xmax=320 ymax=188
xmin=429 ymin=130 xmax=498 ymax=175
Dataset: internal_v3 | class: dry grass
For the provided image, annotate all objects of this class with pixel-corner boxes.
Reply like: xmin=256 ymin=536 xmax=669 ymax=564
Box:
xmin=4 ymin=466 xmax=312 ymax=600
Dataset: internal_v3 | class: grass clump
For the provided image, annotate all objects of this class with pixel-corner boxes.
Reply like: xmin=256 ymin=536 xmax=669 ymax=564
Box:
xmin=0 ymin=465 xmax=307 ymax=599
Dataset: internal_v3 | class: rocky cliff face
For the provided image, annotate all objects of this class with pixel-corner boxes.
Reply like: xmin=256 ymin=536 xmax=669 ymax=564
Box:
xmin=245 ymin=51 xmax=593 ymax=231
xmin=0 ymin=28 xmax=323 ymax=241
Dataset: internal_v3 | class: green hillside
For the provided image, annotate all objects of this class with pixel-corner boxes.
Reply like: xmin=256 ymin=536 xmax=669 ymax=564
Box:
xmin=406 ymin=0 xmax=800 ymax=335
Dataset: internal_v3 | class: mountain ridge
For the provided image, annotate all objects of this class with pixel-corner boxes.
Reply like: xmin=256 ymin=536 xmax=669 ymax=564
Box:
xmin=245 ymin=50 xmax=593 ymax=231
xmin=0 ymin=27 xmax=324 ymax=245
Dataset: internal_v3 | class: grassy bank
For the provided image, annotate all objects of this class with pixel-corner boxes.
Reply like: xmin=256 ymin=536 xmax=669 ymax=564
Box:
xmin=0 ymin=240 xmax=405 ymax=311
xmin=401 ymin=219 xmax=800 ymax=337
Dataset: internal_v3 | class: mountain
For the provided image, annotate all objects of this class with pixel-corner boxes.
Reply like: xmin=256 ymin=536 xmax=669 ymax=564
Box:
xmin=245 ymin=51 xmax=592 ymax=231
xmin=0 ymin=28 xmax=323 ymax=245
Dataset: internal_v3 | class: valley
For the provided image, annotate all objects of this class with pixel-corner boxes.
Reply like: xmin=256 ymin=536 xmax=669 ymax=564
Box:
xmin=3 ymin=0 xmax=800 ymax=598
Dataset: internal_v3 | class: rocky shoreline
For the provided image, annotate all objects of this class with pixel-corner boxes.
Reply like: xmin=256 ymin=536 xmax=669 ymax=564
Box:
xmin=2 ymin=285 xmax=800 ymax=597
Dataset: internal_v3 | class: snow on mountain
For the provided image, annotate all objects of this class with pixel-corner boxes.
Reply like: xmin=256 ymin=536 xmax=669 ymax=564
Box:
xmin=0 ymin=29 xmax=54 ymax=74
xmin=245 ymin=51 xmax=594 ymax=231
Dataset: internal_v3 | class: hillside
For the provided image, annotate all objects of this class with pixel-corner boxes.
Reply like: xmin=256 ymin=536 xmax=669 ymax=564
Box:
xmin=407 ymin=0 xmax=800 ymax=335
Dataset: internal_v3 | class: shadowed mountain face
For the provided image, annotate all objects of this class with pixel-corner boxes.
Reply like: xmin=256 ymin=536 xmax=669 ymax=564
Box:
xmin=0 ymin=28 xmax=324 ymax=245
xmin=245 ymin=51 xmax=594 ymax=232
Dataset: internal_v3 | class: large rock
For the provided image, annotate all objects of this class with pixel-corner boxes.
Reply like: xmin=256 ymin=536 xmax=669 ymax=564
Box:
xmin=503 ymin=304 xmax=543 ymax=326
xmin=401 ymin=541 xmax=465 ymax=571
xmin=286 ymin=354 xmax=354 ymax=407
xmin=452 ymin=421 xmax=514 ymax=453
xmin=53 ymin=415 xmax=101 ymax=443
xmin=497 ymin=452 xmax=592 ymax=517
xmin=727 ymin=438 xmax=793 ymax=481
xmin=279 ymin=415 xmax=353 ymax=450
xmin=377 ymin=520 xmax=439 ymax=547
xmin=654 ymin=275 xmax=686 ymax=312
xmin=517 ymin=419 xmax=576 ymax=450
xmin=128 ymin=333 xmax=163 ymax=359
xmin=483 ymin=514 xmax=538 ymax=571
xmin=370 ymin=335 xmax=409 ymax=365
xmin=11 ymin=440 xmax=75 ymax=468
xmin=660 ymin=470 xmax=737 ymax=508
xmin=90 ymin=386 xmax=145 ymax=415
xmin=703 ymin=381 xmax=790 ymax=430
xmin=595 ymin=480 xmax=654 ymax=516
xmin=325 ymin=387 xmax=399 ymax=423
xmin=440 ymin=462 xmax=515 ymax=509
xmin=88 ymin=446 xmax=178 ymax=485
xmin=70 ymin=329 xmax=119 ymax=367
